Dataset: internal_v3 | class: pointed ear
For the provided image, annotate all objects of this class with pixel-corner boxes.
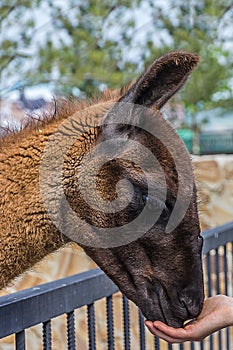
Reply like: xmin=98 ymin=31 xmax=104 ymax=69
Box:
xmin=119 ymin=51 xmax=199 ymax=109
xmin=97 ymin=51 xmax=199 ymax=143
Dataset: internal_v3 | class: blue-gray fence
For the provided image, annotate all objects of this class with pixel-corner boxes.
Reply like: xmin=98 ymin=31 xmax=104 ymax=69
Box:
xmin=199 ymin=131 xmax=233 ymax=155
xmin=178 ymin=129 xmax=233 ymax=154
xmin=0 ymin=221 xmax=232 ymax=350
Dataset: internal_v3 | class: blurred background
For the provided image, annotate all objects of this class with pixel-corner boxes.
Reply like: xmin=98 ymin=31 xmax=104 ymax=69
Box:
xmin=1 ymin=0 xmax=233 ymax=137
xmin=0 ymin=1 xmax=233 ymax=349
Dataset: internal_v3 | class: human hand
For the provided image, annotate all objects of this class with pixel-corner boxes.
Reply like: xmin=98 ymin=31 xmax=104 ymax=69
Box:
xmin=145 ymin=295 xmax=233 ymax=343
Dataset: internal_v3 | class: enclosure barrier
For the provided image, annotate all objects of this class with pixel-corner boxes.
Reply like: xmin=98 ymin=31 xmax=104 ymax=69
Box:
xmin=177 ymin=129 xmax=233 ymax=155
xmin=199 ymin=131 xmax=233 ymax=155
xmin=0 ymin=221 xmax=232 ymax=350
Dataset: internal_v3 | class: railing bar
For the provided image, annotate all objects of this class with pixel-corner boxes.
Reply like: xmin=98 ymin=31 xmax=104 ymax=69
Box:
xmin=207 ymin=252 xmax=212 ymax=297
xmin=218 ymin=331 xmax=222 ymax=350
xmin=138 ymin=310 xmax=146 ymax=350
xmin=154 ymin=336 xmax=160 ymax=350
xmin=207 ymin=252 xmax=214 ymax=350
xmin=200 ymin=340 xmax=205 ymax=350
xmin=231 ymin=241 xmax=233 ymax=269
xmin=43 ymin=320 xmax=52 ymax=350
xmin=168 ymin=343 xmax=173 ymax=350
xmin=15 ymin=330 xmax=25 ymax=350
xmin=226 ymin=327 xmax=230 ymax=350
xmin=106 ymin=295 xmax=114 ymax=350
xmin=67 ymin=311 xmax=76 ymax=350
xmin=223 ymin=244 xmax=231 ymax=350
xmin=230 ymin=241 xmax=233 ymax=349
xmin=190 ymin=341 xmax=195 ymax=350
xmin=214 ymin=247 xmax=221 ymax=350
xmin=209 ymin=334 xmax=214 ymax=350
xmin=122 ymin=295 xmax=130 ymax=350
xmin=224 ymin=245 xmax=228 ymax=295
xmin=179 ymin=343 xmax=184 ymax=350
xmin=87 ymin=303 xmax=96 ymax=350
xmin=215 ymin=248 xmax=220 ymax=294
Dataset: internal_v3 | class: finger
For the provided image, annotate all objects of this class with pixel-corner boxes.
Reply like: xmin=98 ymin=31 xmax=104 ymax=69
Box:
xmin=145 ymin=321 xmax=183 ymax=343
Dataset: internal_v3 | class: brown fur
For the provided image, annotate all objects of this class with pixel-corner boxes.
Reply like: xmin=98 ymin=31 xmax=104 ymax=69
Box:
xmin=0 ymin=51 xmax=204 ymax=327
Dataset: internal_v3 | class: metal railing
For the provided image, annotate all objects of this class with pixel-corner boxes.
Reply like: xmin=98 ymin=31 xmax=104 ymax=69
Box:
xmin=177 ymin=129 xmax=233 ymax=155
xmin=0 ymin=221 xmax=232 ymax=350
xmin=199 ymin=131 xmax=233 ymax=155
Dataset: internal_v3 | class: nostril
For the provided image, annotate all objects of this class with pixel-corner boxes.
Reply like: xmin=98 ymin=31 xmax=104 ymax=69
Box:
xmin=181 ymin=299 xmax=194 ymax=318
xmin=179 ymin=292 xmax=201 ymax=319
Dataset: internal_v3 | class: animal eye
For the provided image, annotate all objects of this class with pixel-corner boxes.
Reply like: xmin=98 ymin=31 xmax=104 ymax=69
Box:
xmin=142 ymin=194 xmax=168 ymax=213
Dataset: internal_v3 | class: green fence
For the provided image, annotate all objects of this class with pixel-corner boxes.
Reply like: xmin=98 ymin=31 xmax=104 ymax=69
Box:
xmin=199 ymin=131 xmax=233 ymax=154
xmin=177 ymin=129 xmax=233 ymax=155
xmin=177 ymin=129 xmax=194 ymax=153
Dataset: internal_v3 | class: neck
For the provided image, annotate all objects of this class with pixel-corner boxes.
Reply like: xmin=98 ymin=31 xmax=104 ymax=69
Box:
xmin=0 ymin=124 xmax=65 ymax=288
xmin=0 ymin=97 xmax=117 ymax=289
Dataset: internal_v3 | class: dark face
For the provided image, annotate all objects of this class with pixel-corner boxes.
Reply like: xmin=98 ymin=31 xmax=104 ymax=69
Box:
xmin=133 ymin=204 xmax=204 ymax=327
xmin=81 ymin=152 xmax=204 ymax=328
xmin=63 ymin=51 xmax=204 ymax=327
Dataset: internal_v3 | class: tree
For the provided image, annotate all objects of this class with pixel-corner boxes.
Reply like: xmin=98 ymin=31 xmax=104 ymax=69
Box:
xmin=1 ymin=0 xmax=141 ymax=97
xmin=1 ymin=0 xmax=233 ymax=114
xmin=0 ymin=1 xmax=40 ymax=89
xmin=143 ymin=0 xmax=233 ymax=131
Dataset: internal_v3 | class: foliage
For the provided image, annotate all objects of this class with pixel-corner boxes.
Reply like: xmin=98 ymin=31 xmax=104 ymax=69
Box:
xmin=1 ymin=1 xmax=39 ymax=78
xmin=1 ymin=0 xmax=233 ymax=122
xmin=1 ymin=0 xmax=141 ymax=97
xmin=144 ymin=0 xmax=233 ymax=129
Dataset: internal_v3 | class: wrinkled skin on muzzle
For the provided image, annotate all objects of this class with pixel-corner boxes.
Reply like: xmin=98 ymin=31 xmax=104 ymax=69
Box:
xmin=76 ymin=138 xmax=204 ymax=327
xmin=83 ymin=209 xmax=204 ymax=328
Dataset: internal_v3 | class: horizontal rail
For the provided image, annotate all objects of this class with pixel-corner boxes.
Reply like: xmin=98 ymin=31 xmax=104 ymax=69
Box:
xmin=0 ymin=221 xmax=232 ymax=339
xmin=202 ymin=221 xmax=233 ymax=254
xmin=0 ymin=268 xmax=118 ymax=338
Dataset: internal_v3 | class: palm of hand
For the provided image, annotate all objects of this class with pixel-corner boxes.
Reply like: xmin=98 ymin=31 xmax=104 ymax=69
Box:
xmin=145 ymin=295 xmax=233 ymax=343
